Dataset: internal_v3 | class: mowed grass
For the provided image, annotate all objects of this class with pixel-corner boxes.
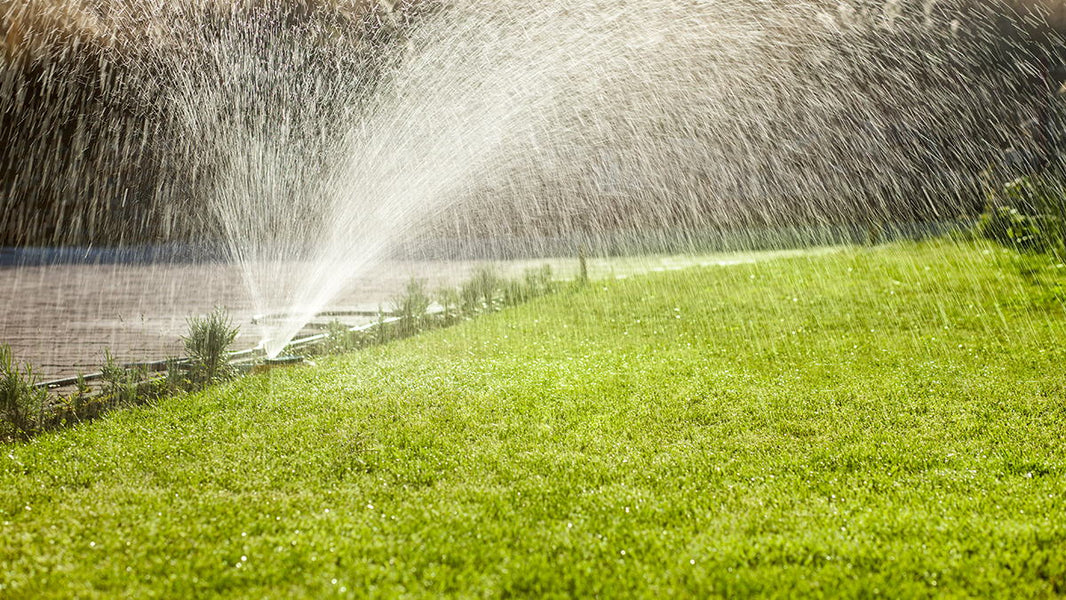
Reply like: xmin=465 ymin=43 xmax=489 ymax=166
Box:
xmin=3 ymin=241 xmax=1066 ymax=598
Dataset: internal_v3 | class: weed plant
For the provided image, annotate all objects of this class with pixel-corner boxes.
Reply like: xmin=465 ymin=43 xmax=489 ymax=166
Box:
xmin=375 ymin=307 xmax=390 ymax=345
xmin=0 ymin=345 xmax=47 ymax=439
xmin=102 ymin=349 xmax=141 ymax=406
xmin=54 ymin=374 xmax=92 ymax=425
xmin=502 ymin=265 xmax=552 ymax=306
xmin=392 ymin=278 xmax=431 ymax=335
xmin=155 ymin=358 xmax=187 ymax=395
xmin=461 ymin=266 xmax=503 ymax=313
xmin=183 ymin=308 xmax=239 ymax=388
xmin=437 ymin=286 xmax=462 ymax=325
xmin=524 ymin=264 xmax=554 ymax=297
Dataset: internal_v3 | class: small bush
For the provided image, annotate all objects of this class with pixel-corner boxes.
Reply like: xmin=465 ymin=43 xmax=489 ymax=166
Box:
xmin=54 ymin=374 xmax=92 ymax=426
xmin=101 ymin=350 xmax=141 ymax=406
xmin=524 ymin=265 xmax=554 ymax=296
xmin=393 ymin=278 xmax=431 ymax=335
xmin=375 ymin=308 xmax=391 ymax=345
xmin=461 ymin=266 xmax=503 ymax=314
xmin=437 ymin=286 xmax=462 ymax=325
xmin=503 ymin=278 xmax=530 ymax=306
xmin=184 ymin=308 xmax=239 ymax=388
xmin=999 ymin=176 xmax=1066 ymax=217
xmin=0 ymin=345 xmax=47 ymax=438
xmin=75 ymin=373 xmax=90 ymax=396
xmin=978 ymin=176 xmax=1066 ymax=257
xmin=976 ymin=206 xmax=1047 ymax=251
xmin=163 ymin=358 xmax=188 ymax=394
xmin=503 ymin=265 xmax=555 ymax=306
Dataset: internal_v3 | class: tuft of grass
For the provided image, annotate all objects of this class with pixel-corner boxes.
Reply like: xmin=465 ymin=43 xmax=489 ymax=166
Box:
xmin=460 ymin=265 xmax=504 ymax=313
xmin=504 ymin=265 xmax=555 ymax=306
xmin=183 ymin=308 xmax=239 ymax=388
xmin=101 ymin=349 xmax=141 ymax=406
xmin=391 ymin=278 xmax=431 ymax=336
xmin=436 ymin=285 xmax=462 ymax=325
xmin=2 ymin=241 xmax=1065 ymax=597
xmin=0 ymin=345 xmax=47 ymax=439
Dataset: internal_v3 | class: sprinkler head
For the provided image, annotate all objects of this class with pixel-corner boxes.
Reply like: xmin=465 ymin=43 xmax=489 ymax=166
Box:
xmin=265 ymin=355 xmax=304 ymax=366
xmin=251 ymin=355 xmax=306 ymax=374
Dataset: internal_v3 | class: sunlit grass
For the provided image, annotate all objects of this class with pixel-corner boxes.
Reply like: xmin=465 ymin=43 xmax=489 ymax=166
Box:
xmin=1 ymin=240 xmax=1064 ymax=597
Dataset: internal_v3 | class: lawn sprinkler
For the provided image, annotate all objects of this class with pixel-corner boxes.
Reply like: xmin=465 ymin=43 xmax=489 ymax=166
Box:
xmin=251 ymin=355 xmax=307 ymax=375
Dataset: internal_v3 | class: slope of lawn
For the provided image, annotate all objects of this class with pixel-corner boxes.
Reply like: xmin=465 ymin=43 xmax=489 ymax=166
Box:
xmin=2 ymin=240 xmax=1066 ymax=598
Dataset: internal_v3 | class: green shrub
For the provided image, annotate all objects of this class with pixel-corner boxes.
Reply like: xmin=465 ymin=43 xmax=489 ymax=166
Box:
xmin=375 ymin=307 xmax=391 ymax=345
xmin=55 ymin=373 xmax=93 ymax=423
xmin=503 ymin=278 xmax=530 ymax=306
xmin=0 ymin=345 xmax=47 ymax=438
xmin=978 ymin=176 xmax=1066 ymax=257
xmin=183 ymin=308 xmax=239 ymax=388
xmin=74 ymin=373 xmax=90 ymax=397
xmin=101 ymin=349 xmax=141 ymax=406
xmin=307 ymin=265 xmax=559 ymax=357
xmin=334 ymin=320 xmax=365 ymax=350
xmin=393 ymin=278 xmax=431 ymax=335
xmin=437 ymin=286 xmax=462 ymax=325
xmin=503 ymin=265 xmax=555 ymax=306
xmin=999 ymin=175 xmax=1066 ymax=217
xmin=524 ymin=265 xmax=554 ymax=296
xmin=976 ymin=206 xmax=1046 ymax=251
xmin=461 ymin=266 xmax=503 ymax=314
xmin=163 ymin=358 xmax=188 ymax=394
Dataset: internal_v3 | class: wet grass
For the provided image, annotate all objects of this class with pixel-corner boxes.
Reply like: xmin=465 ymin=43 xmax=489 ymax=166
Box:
xmin=2 ymin=240 xmax=1066 ymax=598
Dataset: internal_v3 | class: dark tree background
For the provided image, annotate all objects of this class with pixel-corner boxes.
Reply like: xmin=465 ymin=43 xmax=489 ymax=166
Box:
xmin=1 ymin=0 xmax=1064 ymax=246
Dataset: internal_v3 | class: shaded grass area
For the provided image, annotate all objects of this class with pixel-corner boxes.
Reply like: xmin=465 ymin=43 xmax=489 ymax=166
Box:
xmin=2 ymin=240 xmax=1066 ymax=598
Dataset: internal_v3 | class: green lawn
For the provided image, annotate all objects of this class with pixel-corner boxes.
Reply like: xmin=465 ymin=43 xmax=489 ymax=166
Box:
xmin=2 ymin=241 xmax=1065 ymax=598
